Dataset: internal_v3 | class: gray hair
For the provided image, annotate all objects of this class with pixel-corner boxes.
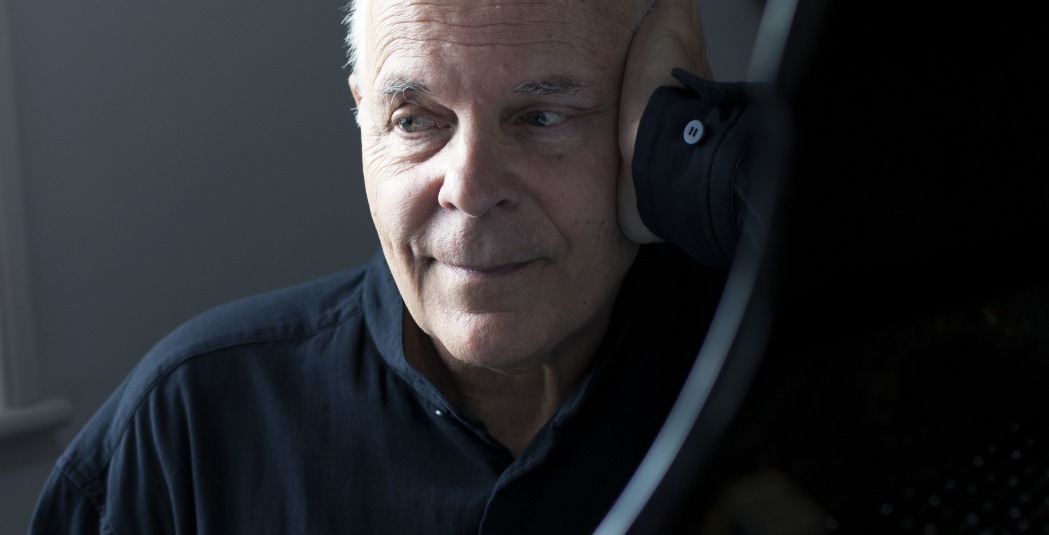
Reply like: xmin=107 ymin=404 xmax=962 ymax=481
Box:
xmin=340 ymin=0 xmax=655 ymax=73
xmin=340 ymin=0 xmax=365 ymax=72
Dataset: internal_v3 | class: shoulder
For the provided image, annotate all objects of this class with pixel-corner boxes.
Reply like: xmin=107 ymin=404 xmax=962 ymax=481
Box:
xmin=131 ymin=262 xmax=374 ymax=409
xmin=151 ymin=264 xmax=370 ymax=361
xmin=52 ymin=263 xmax=375 ymax=488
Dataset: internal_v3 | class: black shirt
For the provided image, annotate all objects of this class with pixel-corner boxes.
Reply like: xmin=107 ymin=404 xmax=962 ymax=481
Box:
xmin=29 ymin=246 xmax=729 ymax=534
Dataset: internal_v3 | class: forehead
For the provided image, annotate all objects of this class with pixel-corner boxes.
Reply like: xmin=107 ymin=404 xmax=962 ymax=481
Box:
xmin=362 ymin=0 xmax=634 ymax=79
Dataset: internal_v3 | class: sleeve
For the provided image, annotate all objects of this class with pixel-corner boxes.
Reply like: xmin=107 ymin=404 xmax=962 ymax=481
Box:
xmin=26 ymin=360 xmax=188 ymax=535
xmin=632 ymin=68 xmax=757 ymax=268
xmin=28 ymin=468 xmax=109 ymax=535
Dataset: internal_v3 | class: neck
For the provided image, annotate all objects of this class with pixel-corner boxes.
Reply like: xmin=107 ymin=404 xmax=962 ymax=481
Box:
xmin=403 ymin=311 xmax=610 ymax=457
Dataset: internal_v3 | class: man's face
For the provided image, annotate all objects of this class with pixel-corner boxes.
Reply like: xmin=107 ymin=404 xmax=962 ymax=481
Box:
xmin=352 ymin=0 xmax=639 ymax=372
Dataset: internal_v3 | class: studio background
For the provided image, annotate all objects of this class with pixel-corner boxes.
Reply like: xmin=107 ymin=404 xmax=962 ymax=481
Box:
xmin=0 ymin=1 xmax=762 ymax=532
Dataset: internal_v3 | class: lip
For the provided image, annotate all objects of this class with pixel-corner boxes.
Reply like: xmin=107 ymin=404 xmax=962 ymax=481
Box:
xmin=442 ymin=260 xmax=533 ymax=277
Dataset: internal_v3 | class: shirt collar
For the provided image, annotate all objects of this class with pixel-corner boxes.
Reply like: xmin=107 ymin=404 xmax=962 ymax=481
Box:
xmin=361 ymin=250 xmax=454 ymax=412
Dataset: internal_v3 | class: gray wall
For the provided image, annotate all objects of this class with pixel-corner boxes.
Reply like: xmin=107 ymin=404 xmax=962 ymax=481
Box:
xmin=0 ymin=0 xmax=760 ymax=532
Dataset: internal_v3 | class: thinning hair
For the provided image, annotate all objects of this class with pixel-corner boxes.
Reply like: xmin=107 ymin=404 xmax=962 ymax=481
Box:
xmin=340 ymin=0 xmax=656 ymax=73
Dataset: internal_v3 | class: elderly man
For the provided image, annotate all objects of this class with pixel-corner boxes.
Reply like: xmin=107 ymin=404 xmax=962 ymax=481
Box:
xmin=30 ymin=0 xmax=753 ymax=532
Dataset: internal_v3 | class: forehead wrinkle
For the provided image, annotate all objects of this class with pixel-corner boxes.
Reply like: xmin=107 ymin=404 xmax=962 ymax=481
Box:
xmin=375 ymin=20 xmax=578 ymax=51
xmin=363 ymin=1 xmax=639 ymax=94
xmin=368 ymin=1 xmax=620 ymax=63
xmin=370 ymin=31 xmax=601 ymax=93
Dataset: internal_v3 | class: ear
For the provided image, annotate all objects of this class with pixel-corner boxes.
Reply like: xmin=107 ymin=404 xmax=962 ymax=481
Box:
xmin=349 ymin=74 xmax=363 ymax=107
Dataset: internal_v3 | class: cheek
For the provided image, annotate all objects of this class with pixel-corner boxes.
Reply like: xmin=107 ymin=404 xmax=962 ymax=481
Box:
xmin=362 ymin=147 xmax=435 ymax=255
xmin=540 ymin=140 xmax=622 ymax=232
xmin=541 ymin=140 xmax=635 ymax=284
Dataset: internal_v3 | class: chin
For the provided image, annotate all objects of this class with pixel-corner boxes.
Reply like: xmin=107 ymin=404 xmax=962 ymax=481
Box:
xmin=435 ymin=313 xmax=550 ymax=373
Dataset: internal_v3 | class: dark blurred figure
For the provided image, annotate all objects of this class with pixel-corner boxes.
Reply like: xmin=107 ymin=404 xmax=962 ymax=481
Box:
xmin=635 ymin=1 xmax=1049 ymax=533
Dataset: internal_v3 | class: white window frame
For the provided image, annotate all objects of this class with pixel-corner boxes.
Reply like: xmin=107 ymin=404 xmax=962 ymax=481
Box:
xmin=0 ymin=0 xmax=70 ymax=441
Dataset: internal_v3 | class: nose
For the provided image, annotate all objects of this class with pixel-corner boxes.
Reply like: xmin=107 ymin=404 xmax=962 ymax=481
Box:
xmin=437 ymin=128 xmax=521 ymax=217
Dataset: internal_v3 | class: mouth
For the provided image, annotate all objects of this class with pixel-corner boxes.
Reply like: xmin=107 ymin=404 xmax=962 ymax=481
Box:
xmin=443 ymin=260 xmax=533 ymax=277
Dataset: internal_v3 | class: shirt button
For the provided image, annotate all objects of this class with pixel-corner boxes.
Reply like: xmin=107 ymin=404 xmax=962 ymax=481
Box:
xmin=683 ymin=119 xmax=705 ymax=145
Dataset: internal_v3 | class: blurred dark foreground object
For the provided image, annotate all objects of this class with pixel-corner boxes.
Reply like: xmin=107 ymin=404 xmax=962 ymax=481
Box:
xmin=615 ymin=0 xmax=1049 ymax=533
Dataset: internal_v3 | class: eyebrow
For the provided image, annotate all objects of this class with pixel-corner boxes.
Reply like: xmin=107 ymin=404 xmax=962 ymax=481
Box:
xmin=511 ymin=75 xmax=586 ymax=96
xmin=375 ymin=74 xmax=586 ymax=98
xmin=378 ymin=78 xmax=430 ymax=96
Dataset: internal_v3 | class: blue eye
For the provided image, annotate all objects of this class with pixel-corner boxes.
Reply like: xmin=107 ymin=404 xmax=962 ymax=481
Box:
xmin=396 ymin=115 xmax=437 ymax=133
xmin=524 ymin=111 xmax=567 ymax=127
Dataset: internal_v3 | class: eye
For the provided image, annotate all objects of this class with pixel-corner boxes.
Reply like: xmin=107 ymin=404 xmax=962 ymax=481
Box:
xmin=524 ymin=110 xmax=568 ymax=127
xmin=396 ymin=115 xmax=438 ymax=133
